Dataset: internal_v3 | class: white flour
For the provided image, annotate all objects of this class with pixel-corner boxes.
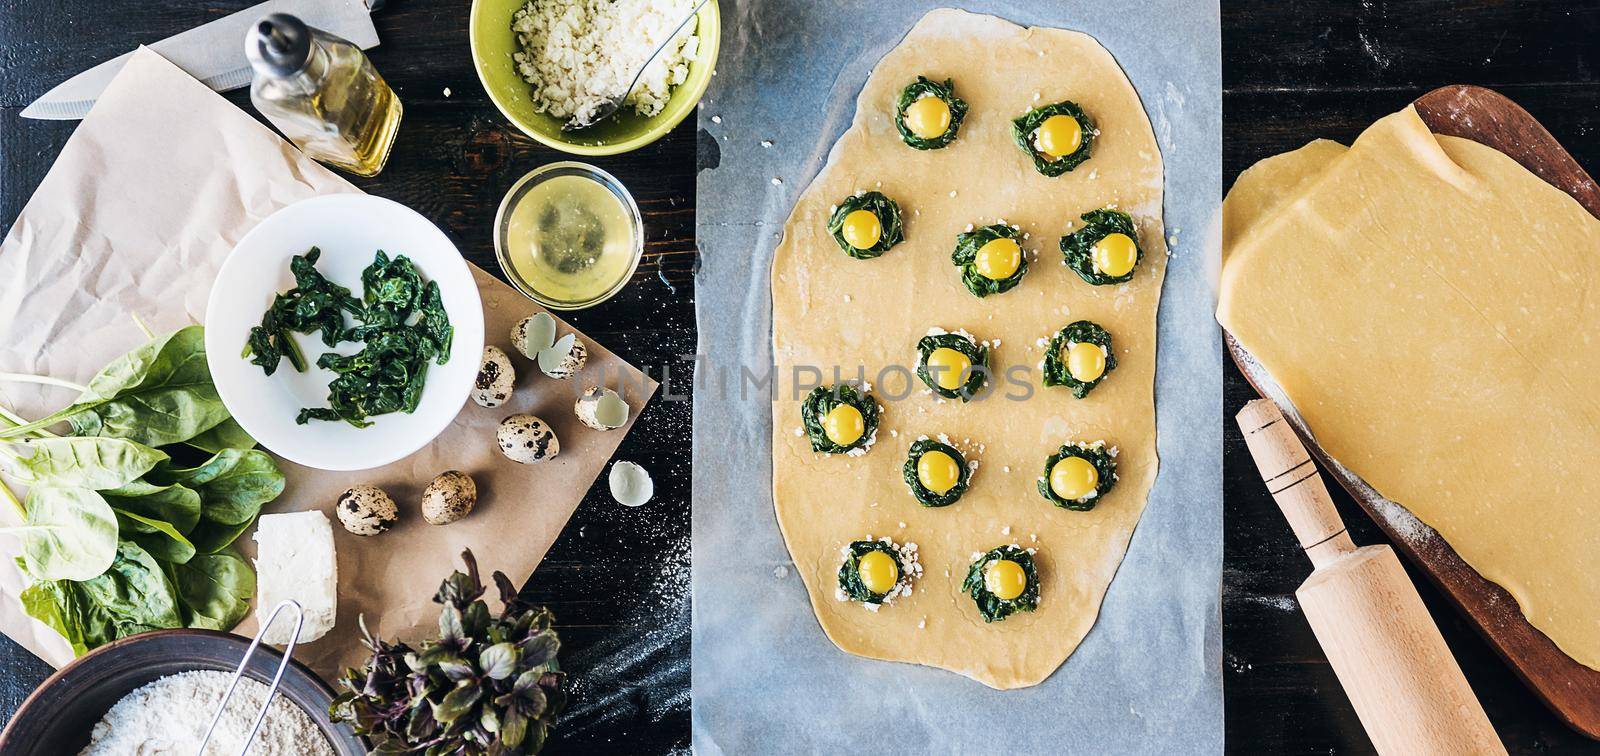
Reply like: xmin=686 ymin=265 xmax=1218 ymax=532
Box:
xmin=80 ymin=671 xmax=334 ymax=756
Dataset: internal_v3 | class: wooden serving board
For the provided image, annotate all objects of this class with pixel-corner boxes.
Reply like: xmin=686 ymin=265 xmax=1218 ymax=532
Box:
xmin=1225 ymin=84 xmax=1600 ymax=740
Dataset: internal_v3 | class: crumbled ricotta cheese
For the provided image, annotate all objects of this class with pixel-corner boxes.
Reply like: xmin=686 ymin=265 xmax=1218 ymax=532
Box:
xmin=512 ymin=0 xmax=701 ymax=123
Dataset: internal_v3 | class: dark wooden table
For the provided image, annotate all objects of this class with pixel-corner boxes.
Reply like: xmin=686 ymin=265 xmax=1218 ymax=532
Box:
xmin=1224 ymin=1 xmax=1600 ymax=752
xmin=0 ymin=1 xmax=691 ymax=753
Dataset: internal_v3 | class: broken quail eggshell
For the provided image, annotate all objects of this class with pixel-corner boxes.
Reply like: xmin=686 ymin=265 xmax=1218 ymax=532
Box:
xmin=608 ymin=461 xmax=654 ymax=507
xmin=511 ymin=312 xmax=557 ymax=360
xmin=422 ymin=470 xmax=478 ymax=525
xmin=575 ymin=386 xmax=630 ymax=431
xmin=336 ymin=484 xmax=398 ymax=536
xmin=537 ymin=333 xmax=587 ymax=379
xmin=497 ymin=414 xmax=560 ymax=464
xmin=473 ymin=346 xmax=516 ymax=407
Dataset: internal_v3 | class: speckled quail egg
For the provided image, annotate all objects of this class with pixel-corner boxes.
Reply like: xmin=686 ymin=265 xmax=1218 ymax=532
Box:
xmin=511 ymin=312 xmax=558 ymax=360
xmin=497 ymin=414 xmax=560 ymax=464
xmin=575 ymin=386 xmax=630 ymax=431
xmin=335 ymin=484 xmax=398 ymax=536
xmin=473 ymin=346 xmax=516 ymax=407
xmin=421 ymin=470 xmax=478 ymax=525
xmin=537 ymin=333 xmax=588 ymax=380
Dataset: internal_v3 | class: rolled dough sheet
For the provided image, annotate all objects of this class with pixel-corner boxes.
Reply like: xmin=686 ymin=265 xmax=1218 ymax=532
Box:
xmin=1219 ymin=106 xmax=1600 ymax=671
xmin=770 ymin=9 xmax=1166 ymax=690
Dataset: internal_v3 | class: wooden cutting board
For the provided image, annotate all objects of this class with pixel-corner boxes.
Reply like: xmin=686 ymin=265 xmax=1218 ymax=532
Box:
xmin=1225 ymin=84 xmax=1600 ymax=740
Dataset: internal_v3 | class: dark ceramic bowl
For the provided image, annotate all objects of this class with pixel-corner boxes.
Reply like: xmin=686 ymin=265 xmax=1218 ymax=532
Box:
xmin=0 ymin=629 xmax=365 ymax=754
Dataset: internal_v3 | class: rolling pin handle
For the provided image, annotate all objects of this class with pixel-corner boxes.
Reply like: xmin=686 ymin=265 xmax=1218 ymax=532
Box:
xmin=1236 ymin=399 xmax=1356 ymax=568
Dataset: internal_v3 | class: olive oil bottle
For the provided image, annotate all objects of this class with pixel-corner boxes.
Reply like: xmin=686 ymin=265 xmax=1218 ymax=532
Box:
xmin=246 ymin=13 xmax=401 ymax=177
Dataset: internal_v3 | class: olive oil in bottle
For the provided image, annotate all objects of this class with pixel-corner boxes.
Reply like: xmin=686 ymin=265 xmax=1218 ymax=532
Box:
xmin=246 ymin=13 xmax=402 ymax=177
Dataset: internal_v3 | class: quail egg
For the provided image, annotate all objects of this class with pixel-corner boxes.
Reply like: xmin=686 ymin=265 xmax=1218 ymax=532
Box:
xmin=575 ymin=386 xmax=630 ymax=431
xmin=473 ymin=346 xmax=516 ymax=408
xmin=422 ymin=470 xmax=478 ymax=525
xmin=335 ymin=484 xmax=398 ymax=536
xmin=538 ymin=333 xmax=588 ymax=380
xmin=497 ymin=414 xmax=560 ymax=464
xmin=511 ymin=312 xmax=558 ymax=361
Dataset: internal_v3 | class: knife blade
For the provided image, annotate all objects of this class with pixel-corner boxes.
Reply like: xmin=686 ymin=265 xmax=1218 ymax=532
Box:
xmin=20 ymin=0 xmax=380 ymax=120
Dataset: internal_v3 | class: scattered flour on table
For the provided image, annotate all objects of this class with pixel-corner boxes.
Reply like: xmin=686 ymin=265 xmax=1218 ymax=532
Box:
xmin=80 ymin=671 xmax=333 ymax=756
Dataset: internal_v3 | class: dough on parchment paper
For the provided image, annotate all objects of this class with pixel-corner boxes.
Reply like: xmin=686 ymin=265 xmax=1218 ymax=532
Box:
xmin=770 ymin=9 xmax=1167 ymax=690
xmin=1219 ymin=106 xmax=1600 ymax=672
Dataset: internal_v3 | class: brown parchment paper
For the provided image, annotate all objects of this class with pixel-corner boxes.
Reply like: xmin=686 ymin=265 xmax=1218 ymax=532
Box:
xmin=0 ymin=48 xmax=656 ymax=680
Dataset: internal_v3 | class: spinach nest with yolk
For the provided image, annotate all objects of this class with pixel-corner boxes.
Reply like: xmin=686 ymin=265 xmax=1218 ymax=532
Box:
xmin=951 ymin=223 xmax=1029 ymax=297
xmin=902 ymin=438 xmax=971 ymax=507
xmin=1061 ymin=208 xmax=1143 ymax=286
xmin=895 ymin=76 xmax=968 ymax=150
xmin=827 ymin=191 xmax=905 ymax=260
xmin=962 ymin=545 xmax=1040 ymax=622
xmin=915 ymin=330 xmax=990 ymax=401
xmin=838 ymin=539 xmax=909 ymax=604
xmin=1011 ymin=100 xmax=1095 ymax=176
xmin=1041 ymin=320 xmax=1117 ymax=398
xmin=1037 ymin=441 xmax=1119 ymax=511
xmin=800 ymin=384 xmax=880 ymax=454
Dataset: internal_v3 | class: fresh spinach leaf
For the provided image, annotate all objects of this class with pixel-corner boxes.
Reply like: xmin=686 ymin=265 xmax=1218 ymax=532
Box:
xmin=186 ymin=515 xmax=258 ymax=555
xmin=20 ymin=579 xmax=89 ymax=655
xmin=112 ymin=508 xmax=197 ymax=564
xmin=152 ymin=448 xmax=285 ymax=526
xmin=1011 ymin=100 xmax=1095 ymax=176
xmin=2 ymin=326 xmax=230 ymax=447
xmin=77 ymin=540 xmax=184 ymax=633
xmin=173 ymin=550 xmax=254 ymax=630
xmin=184 ymin=417 xmax=256 ymax=453
xmin=9 ymin=487 xmax=119 ymax=581
xmin=8 ymin=436 xmax=166 ymax=490
xmin=103 ymin=480 xmax=201 ymax=535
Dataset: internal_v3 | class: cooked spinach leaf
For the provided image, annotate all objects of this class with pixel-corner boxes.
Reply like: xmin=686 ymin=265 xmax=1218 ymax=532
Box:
xmin=245 ymin=247 xmax=364 ymax=375
xmin=962 ymin=545 xmax=1040 ymax=622
xmin=1011 ymin=100 xmax=1095 ymax=176
xmin=836 ymin=540 xmax=904 ymax=604
xmin=1061 ymin=208 xmax=1142 ymax=286
xmin=915 ymin=331 xmax=989 ymax=400
xmin=1037 ymin=441 xmax=1119 ymax=511
xmin=950 ymin=223 xmax=1029 ymax=297
xmin=1041 ymin=320 xmax=1117 ymax=398
xmin=799 ymin=384 xmax=880 ymax=454
xmin=826 ymin=191 xmax=905 ymax=260
xmin=901 ymin=438 xmax=971 ymax=507
xmin=895 ymin=76 xmax=967 ymax=150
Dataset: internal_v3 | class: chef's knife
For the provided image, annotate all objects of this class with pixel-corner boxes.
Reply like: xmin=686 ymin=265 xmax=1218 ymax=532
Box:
xmin=20 ymin=0 xmax=382 ymax=120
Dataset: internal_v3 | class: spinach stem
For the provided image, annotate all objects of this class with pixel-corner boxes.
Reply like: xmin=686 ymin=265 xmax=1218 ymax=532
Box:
xmin=131 ymin=313 xmax=155 ymax=340
xmin=0 ymin=373 xmax=87 ymax=393
xmin=0 ymin=404 xmax=54 ymax=438
xmin=0 ymin=477 xmax=22 ymax=518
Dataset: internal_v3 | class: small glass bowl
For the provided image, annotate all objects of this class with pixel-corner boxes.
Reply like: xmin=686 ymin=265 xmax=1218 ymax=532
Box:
xmin=493 ymin=161 xmax=644 ymax=310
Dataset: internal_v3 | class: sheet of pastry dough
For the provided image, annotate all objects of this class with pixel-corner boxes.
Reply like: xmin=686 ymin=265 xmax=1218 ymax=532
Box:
xmin=1219 ymin=106 xmax=1600 ymax=671
xmin=770 ymin=9 xmax=1165 ymax=690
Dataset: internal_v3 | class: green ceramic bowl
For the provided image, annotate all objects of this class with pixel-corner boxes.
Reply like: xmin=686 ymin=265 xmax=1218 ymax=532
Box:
xmin=469 ymin=0 xmax=720 ymax=156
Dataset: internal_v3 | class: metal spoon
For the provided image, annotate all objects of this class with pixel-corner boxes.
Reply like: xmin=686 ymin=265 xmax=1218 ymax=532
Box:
xmin=562 ymin=0 xmax=711 ymax=132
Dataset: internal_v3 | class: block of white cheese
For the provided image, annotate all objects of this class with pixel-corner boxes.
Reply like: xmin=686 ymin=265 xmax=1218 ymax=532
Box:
xmin=252 ymin=511 xmax=337 ymax=644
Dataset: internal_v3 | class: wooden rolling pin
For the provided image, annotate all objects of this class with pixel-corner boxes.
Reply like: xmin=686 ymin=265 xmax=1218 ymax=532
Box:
xmin=1235 ymin=399 xmax=1505 ymax=755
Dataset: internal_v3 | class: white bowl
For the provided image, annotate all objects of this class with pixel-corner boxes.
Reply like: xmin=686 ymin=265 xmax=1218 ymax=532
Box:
xmin=205 ymin=195 xmax=484 ymax=471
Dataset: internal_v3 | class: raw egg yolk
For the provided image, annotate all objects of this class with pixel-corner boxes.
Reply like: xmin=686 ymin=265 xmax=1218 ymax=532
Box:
xmin=925 ymin=347 xmax=973 ymax=391
xmin=1049 ymin=455 xmax=1099 ymax=500
xmin=903 ymin=96 xmax=952 ymax=140
xmin=1066 ymin=341 xmax=1107 ymax=383
xmin=822 ymin=404 xmax=865 ymax=446
xmin=858 ymin=550 xmax=899 ymax=594
xmin=917 ymin=450 xmax=962 ymax=494
xmin=841 ymin=209 xmax=883 ymax=250
xmin=1092 ymin=233 xmax=1138 ymax=277
xmin=973 ymin=237 xmax=1022 ymax=280
xmin=985 ymin=559 xmax=1028 ymax=600
xmin=1036 ymin=114 xmax=1083 ymax=158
